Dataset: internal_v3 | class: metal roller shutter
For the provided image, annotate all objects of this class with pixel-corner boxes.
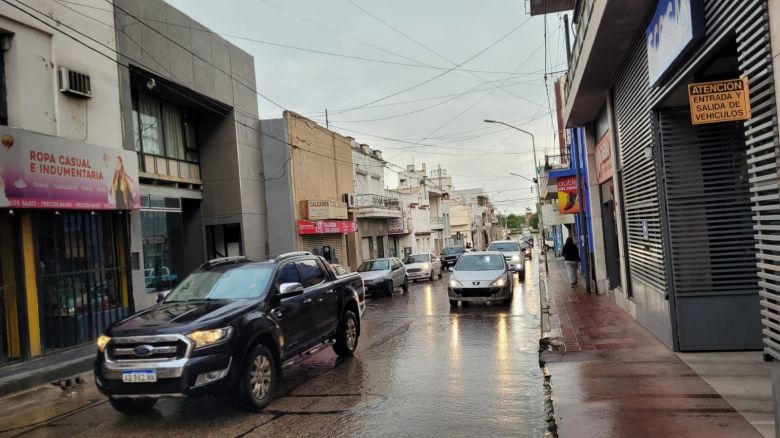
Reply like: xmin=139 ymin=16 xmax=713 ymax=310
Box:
xmin=300 ymin=234 xmax=345 ymax=264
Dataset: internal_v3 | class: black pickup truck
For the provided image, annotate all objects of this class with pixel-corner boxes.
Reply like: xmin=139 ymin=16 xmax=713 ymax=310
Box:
xmin=94 ymin=252 xmax=364 ymax=414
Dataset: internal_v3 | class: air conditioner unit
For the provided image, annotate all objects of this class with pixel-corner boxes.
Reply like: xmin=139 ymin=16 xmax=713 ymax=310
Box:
xmin=58 ymin=67 xmax=92 ymax=98
xmin=343 ymin=193 xmax=356 ymax=208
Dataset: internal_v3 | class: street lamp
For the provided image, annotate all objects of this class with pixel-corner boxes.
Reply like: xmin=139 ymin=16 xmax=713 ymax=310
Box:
xmin=486 ymin=119 xmax=549 ymax=276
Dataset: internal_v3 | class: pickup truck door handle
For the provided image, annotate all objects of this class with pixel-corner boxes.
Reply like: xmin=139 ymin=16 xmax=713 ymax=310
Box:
xmin=271 ymin=309 xmax=284 ymax=318
xmin=303 ymin=298 xmax=312 ymax=304
xmin=317 ymin=297 xmax=324 ymax=303
xmin=325 ymin=289 xmax=335 ymax=294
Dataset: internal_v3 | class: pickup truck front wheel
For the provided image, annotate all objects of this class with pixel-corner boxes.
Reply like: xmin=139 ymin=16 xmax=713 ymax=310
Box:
xmin=238 ymin=344 xmax=277 ymax=411
xmin=109 ymin=397 xmax=157 ymax=414
xmin=333 ymin=309 xmax=359 ymax=357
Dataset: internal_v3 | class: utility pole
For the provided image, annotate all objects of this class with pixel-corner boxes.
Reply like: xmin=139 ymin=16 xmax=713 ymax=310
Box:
xmin=325 ymin=108 xmax=329 ymax=130
xmin=485 ymin=119 xmax=549 ymax=276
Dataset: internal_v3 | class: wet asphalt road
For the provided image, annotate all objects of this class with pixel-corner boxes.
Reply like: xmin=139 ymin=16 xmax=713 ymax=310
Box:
xmin=1 ymin=259 xmax=545 ymax=438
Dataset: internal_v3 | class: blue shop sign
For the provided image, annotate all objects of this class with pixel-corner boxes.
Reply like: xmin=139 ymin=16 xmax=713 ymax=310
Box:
xmin=645 ymin=0 xmax=704 ymax=86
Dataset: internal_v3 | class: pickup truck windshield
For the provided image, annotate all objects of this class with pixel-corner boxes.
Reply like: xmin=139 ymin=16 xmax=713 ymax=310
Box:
xmin=165 ymin=264 xmax=274 ymax=302
xmin=487 ymin=242 xmax=521 ymax=252
xmin=456 ymin=255 xmax=506 ymax=271
xmin=358 ymin=260 xmax=389 ymax=272
xmin=405 ymin=254 xmax=429 ymax=264
xmin=442 ymin=247 xmax=464 ymax=255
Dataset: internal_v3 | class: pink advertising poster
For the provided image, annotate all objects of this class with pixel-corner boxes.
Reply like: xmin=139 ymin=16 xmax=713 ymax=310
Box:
xmin=0 ymin=126 xmax=140 ymax=210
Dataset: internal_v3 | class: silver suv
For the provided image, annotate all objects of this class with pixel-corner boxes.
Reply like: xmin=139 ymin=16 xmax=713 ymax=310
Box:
xmin=486 ymin=240 xmax=525 ymax=280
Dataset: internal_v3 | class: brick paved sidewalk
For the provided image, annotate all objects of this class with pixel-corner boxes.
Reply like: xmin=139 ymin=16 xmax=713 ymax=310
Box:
xmin=540 ymin=257 xmax=764 ymax=438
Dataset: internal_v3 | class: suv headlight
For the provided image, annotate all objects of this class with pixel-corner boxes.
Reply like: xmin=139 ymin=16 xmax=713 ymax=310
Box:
xmin=188 ymin=327 xmax=233 ymax=349
xmin=96 ymin=335 xmax=111 ymax=353
xmin=511 ymin=255 xmax=520 ymax=262
xmin=449 ymin=279 xmax=462 ymax=288
xmin=491 ymin=277 xmax=506 ymax=287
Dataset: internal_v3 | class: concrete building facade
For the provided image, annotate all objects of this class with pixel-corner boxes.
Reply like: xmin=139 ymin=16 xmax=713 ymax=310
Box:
xmin=261 ymin=111 xmax=357 ymax=266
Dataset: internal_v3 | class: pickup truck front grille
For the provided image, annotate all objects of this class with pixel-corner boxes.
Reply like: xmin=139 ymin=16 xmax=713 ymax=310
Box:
xmin=107 ymin=336 xmax=190 ymax=362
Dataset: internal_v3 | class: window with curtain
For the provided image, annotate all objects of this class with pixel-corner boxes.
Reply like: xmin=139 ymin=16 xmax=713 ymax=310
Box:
xmin=133 ymin=89 xmax=199 ymax=162
xmin=137 ymin=93 xmax=163 ymax=156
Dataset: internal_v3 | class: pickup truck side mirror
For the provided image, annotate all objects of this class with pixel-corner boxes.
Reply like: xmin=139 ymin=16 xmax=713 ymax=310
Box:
xmin=278 ymin=282 xmax=304 ymax=299
xmin=156 ymin=289 xmax=172 ymax=304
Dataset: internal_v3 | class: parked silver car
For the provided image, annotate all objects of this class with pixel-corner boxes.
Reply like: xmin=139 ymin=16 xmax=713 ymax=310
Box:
xmin=448 ymin=251 xmax=513 ymax=307
xmin=357 ymin=257 xmax=408 ymax=296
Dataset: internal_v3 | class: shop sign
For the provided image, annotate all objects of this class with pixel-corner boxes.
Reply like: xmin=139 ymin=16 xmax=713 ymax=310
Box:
xmin=542 ymin=203 xmax=574 ymax=225
xmin=303 ymin=200 xmax=348 ymax=220
xmin=388 ymin=216 xmax=406 ymax=234
xmin=0 ymin=126 xmax=140 ymax=210
xmin=557 ymin=176 xmax=579 ymax=214
xmin=646 ymin=0 xmax=704 ymax=85
xmin=688 ymin=77 xmax=751 ymax=125
xmin=296 ymin=219 xmax=357 ymax=235
xmin=595 ymin=132 xmax=613 ymax=184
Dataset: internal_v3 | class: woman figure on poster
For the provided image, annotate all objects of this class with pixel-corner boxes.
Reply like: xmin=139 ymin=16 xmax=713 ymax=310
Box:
xmin=0 ymin=165 xmax=9 ymax=208
xmin=110 ymin=156 xmax=135 ymax=209
xmin=562 ymin=237 xmax=581 ymax=287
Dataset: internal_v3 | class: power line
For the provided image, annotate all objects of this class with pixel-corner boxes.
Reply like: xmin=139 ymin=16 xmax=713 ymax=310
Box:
xmin=56 ymin=0 xmax=549 ymax=77
xmin=330 ymin=17 xmax=533 ymax=115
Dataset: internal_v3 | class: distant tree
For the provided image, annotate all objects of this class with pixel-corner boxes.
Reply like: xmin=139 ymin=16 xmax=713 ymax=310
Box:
xmin=530 ymin=212 xmax=539 ymax=229
xmin=506 ymin=214 xmax=525 ymax=230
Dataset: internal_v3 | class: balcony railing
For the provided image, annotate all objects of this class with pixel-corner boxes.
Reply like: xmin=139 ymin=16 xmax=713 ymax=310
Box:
xmin=430 ymin=216 xmax=444 ymax=225
xmin=353 ymin=194 xmax=401 ymax=210
xmin=139 ymin=152 xmax=201 ymax=183
xmin=545 ymin=153 xmax=571 ymax=170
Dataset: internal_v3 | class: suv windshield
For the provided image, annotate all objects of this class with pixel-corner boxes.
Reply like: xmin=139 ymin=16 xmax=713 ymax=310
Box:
xmin=442 ymin=247 xmax=464 ymax=255
xmin=456 ymin=254 xmax=506 ymax=271
xmin=358 ymin=260 xmax=389 ymax=272
xmin=165 ymin=264 xmax=274 ymax=302
xmin=405 ymin=254 xmax=430 ymax=264
xmin=487 ymin=242 xmax=521 ymax=252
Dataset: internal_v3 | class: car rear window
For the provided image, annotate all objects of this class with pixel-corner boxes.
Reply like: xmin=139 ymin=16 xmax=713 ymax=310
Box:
xmin=358 ymin=260 xmax=389 ymax=271
xmin=443 ymin=247 xmax=464 ymax=255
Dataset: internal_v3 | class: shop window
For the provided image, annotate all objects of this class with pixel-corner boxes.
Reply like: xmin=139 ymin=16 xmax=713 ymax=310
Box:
xmin=35 ymin=212 xmax=128 ymax=352
xmin=132 ymin=89 xmax=199 ymax=163
xmin=141 ymin=210 xmax=184 ymax=293
xmin=206 ymin=223 xmax=243 ymax=259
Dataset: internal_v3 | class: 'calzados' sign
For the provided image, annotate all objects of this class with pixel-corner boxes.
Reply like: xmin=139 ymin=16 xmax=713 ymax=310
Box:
xmin=0 ymin=126 xmax=140 ymax=210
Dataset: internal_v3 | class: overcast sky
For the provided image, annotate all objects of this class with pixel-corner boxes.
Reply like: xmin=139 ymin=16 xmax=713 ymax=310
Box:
xmin=167 ymin=0 xmax=567 ymax=215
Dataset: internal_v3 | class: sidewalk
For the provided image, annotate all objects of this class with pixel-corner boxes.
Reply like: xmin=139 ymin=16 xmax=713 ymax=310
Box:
xmin=540 ymin=257 xmax=773 ymax=437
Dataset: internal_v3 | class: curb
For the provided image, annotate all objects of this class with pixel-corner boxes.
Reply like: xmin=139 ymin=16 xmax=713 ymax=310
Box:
xmin=538 ymin=271 xmax=558 ymax=438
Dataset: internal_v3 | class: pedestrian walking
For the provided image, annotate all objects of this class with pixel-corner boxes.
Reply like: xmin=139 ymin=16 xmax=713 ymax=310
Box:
xmin=562 ymin=237 xmax=580 ymax=287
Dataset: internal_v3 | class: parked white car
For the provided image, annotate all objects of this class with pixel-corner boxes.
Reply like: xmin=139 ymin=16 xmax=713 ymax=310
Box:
xmin=403 ymin=253 xmax=442 ymax=282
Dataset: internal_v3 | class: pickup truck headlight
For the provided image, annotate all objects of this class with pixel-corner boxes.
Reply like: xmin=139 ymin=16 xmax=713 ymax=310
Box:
xmin=96 ymin=335 xmax=111 ymax=353
xmin=491 ymin=277 xmax=506 ymax=287
xmin=449 ymin=279 xmax=462 ymax=288
xmin=511 ymin=255 xmax=521 ymax=262
xmin=188 ymin=327 xmax=233 ymax=349
xmin=423 ymin=263 xmax=430 ymax=270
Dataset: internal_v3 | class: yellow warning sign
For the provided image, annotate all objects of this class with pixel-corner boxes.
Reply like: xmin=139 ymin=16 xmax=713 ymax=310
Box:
xmin=688 ymin=77 xmax=751 ymax=125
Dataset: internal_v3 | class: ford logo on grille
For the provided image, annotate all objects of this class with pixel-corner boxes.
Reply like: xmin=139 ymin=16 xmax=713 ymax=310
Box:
xmin=473 ymin=282 xmax=480 ymax=286
xmin=133 ymin=345 xmax=154 ymax=357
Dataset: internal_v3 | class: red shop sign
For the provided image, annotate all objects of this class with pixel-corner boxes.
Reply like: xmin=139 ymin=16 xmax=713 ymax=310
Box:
xmin=297 ymin=219 xmax=357 ymax=235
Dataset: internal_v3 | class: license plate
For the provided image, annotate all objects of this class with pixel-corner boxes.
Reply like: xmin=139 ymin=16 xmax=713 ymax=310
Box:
xmin=121 ymin=369 xmax=157 ymax=383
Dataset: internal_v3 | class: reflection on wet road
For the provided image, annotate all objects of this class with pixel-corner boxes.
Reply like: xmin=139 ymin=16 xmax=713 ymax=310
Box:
xmin=1 ymin=262 xmax=545 ymax=437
